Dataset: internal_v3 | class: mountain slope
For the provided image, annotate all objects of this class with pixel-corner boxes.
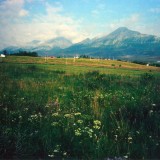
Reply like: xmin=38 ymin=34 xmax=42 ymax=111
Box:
xmin=2 ymin=27 xmax=160 ymax=61
xmin=62 ymin=27 xmax=160 ymax=60
xmin=3 ymin=37 xmax=72 ymax=55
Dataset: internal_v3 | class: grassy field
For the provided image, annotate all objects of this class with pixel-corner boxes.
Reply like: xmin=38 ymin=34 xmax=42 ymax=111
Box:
xmin=0 ymin=56 xmax=160 ymax=159
xmin=2 ymin=56 xmax=160 ymax=75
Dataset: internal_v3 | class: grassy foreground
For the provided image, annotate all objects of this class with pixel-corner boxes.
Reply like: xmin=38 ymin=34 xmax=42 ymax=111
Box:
xmin=0 ymin=56 xmax=160 ymax=159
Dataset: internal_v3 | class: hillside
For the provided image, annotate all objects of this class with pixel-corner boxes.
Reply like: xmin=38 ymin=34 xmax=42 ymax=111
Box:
xmin=2 ymin=56 xmax=160 ymax=75
xmin=1 ymin=55 xmax=160 ymax=159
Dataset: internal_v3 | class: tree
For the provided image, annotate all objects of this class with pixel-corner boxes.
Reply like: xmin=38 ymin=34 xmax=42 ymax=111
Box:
xmin=3 ymin=50 xmax=8 ymax=55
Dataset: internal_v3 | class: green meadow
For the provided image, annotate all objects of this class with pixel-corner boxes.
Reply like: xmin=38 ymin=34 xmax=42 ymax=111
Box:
xmin=0 ymin=56 xmax=160 ymax=159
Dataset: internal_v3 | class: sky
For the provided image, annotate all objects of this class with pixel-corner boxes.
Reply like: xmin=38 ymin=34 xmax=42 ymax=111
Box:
xmin=0 ymin=0 xmax=160 ymax=49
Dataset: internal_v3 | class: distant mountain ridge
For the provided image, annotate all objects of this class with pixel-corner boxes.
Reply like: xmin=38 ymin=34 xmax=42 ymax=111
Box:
xmin=1 ymin=27 xmax=160 ymax=61
xmin=62 ymin=27 xmax=160 ymax=61
xmin=3 ymin=37 xmax=73 ymax=54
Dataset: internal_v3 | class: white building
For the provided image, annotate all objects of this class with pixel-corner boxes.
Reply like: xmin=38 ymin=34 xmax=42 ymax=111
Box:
xmin=0 ymin=54 xmax=5 ymax=57
xmin=74 ymin=55 xmax=79 ymax=59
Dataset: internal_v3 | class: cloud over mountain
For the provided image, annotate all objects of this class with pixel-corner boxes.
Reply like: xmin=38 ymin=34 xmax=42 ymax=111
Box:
xmin=0 ymin=0 xmax=160 ymax=50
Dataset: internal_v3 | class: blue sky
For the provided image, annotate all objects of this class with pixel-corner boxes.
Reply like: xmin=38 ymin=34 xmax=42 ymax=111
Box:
xmin=0 ymin=0 xmax=160 ymax=49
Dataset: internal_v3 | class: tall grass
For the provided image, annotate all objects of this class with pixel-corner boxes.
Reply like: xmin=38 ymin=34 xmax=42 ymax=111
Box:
xmin=0 ymin=63 xmax=160 ymax=159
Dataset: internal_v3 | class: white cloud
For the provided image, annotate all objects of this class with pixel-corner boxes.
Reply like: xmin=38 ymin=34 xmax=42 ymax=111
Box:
xmin=1 ymin=0 xmax=159 ymax=50
xmin=0 ymin=0 xmax=31 ymax=48
xmin=117 ymin=14 xmax=140 ymax=27
xmin=101 ymin=13 xmax=160 ymax=37
xmin=45 ymin=2 xmax=63 ymax=14
xmin=0 ymin=0 xmax=89 ymax=49
xmin=0 ymin=0 xmax=29 ymax=26
xmin=19 ymin=9 xmax=29 ymax=17
xmin=107 ymin=14 xmax=140 ymax=31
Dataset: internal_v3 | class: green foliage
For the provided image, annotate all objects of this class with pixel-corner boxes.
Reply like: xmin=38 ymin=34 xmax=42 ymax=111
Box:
xmin=11 ymin=51 xmax=38 ymax=57
xmin=150 ymin=63 xmax=160 ymax=67
xmin=132 ymin=60 xmax=147 ymax=65
xmin=0 ymin=63 xmax=160 ymax=159
xmin=79 ymin=55 xmax=90 ymax=58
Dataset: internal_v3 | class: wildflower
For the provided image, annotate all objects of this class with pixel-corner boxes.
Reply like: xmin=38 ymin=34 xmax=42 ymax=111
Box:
xmin=48 ymin=154 xmax=54 ymax=158
xmin=93 ymin=120 xmax=101 ymax=126
xmin=51 ymin=122 xmax=59 ymax=126
xmin=31 ymin=114 xmax=38 ymax=119
xmin=124 ymin=155 xmax=128 ymax=159
xmin=77 ymin=120 xmax=83 ymax=124
xmin=53 ymin=145 xmax=61 ymax=153
xmin=75 ymin=128 xmax=82 ymax=136
xmin=45 ymin=105 xmax=49 ymax=108
xmin=149 ymin=110 xmax=153 ymax=115
xmin=93 ymin=125 xmax=101 ymax=130
xmin=115 ymin=135 xmax=118 ymax=141
xmin=99 ymin=94 xmax=104 ymax=99
xmin=85 ymin=127 xmax=89 ymax=130
xmin=38 ymin=112 xmax=42 ymax=118
xmin=19 ymin=115 xmax=22 ymax=119
xmin=53 ymin=149 xmax=59 ymax=153
xmin=128 ymin=136 xmax=133 ymax=143
xmin=24 ymin=108 xmax=28 ymax=111
xmin=74 ymin=112 xmax=81 ymax=116
xmin=88 ymin=129 xmax=93 ymax=138
xmin=29 ymin=114 xmax=39 ymax=121
xmin=63 ymin=152 xmax=67 ymax=156
xmin=128 ymin=137 xmax=132 ymax=140
xmin=52 ymin=112 xmax=59 ymax=117
xmin=93 ymin=120 xmax=101 ymax=130
xmin=64 ymin=114 xmax=73 ymax=118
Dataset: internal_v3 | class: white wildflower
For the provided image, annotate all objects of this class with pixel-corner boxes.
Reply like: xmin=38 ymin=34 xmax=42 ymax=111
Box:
xmin=52 ymin=112 xmax=59 ymax=117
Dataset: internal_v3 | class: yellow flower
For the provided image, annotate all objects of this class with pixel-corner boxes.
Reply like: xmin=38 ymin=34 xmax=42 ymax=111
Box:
xmin=75 ymin=128 xmax=82 ymax=136
xmin=64 ymin=114 xmax=73 ymax=118
xmin=74 ymin=112 xmax=81 ymax=116
xmin=93 ymin=120 xmax=101 ymax=130
xmin=77 ymin=120 xmax=83 ymax=124
xmin=94 ymin=120 xmax=101 ymax=126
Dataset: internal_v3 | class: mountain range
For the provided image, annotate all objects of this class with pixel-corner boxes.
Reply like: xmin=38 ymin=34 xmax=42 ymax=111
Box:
xmin=2 ymin=27 xmax=160 ymax=61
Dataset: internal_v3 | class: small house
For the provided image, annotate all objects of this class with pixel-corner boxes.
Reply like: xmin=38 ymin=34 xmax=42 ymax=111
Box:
xmin=0 ymin=54 xmax=5 ymax=57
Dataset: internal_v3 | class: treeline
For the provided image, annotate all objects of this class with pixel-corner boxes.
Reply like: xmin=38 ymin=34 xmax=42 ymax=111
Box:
xmin=11 ymin=51 xmax=38 ymax=57
xmin=79 ymin=55 xmax=90 ymax=58
xmin=2 ymin=50 xmax=38 ymax=57
xmin=132 ymin=60 xmax=160 ymax=67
